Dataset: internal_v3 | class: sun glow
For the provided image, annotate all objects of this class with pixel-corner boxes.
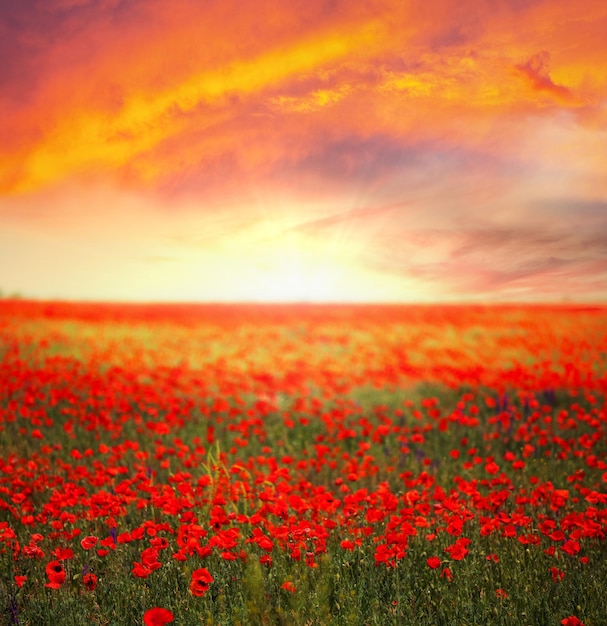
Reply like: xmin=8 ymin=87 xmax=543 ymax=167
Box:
xmin=252 ymin=241 xmax=348 ymax=302
xmin=247 ymin=236 xmax=417 ymax=303
xmin=256 ymin=257 xmax=339 ymax=302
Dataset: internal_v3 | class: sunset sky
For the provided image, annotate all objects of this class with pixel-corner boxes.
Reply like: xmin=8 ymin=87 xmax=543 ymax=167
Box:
xmin=1 ymin=0 xmax=606 ymax=302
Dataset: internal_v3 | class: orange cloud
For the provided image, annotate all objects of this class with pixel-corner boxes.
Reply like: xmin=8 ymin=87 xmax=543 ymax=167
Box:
xmin=1 ymin=0 xmax=605 ymax=197
xmin=516 ymin=51 xmax=577 ymax=104
xmin=0 ymin=1 xmax=388 ymax=193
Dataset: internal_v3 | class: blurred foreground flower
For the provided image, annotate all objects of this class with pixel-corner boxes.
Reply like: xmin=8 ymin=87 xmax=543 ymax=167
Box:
xmin=561 ymin=617 xmax=584 ymax=626
xmin=143 ymin=607 xmax=174 ymax=626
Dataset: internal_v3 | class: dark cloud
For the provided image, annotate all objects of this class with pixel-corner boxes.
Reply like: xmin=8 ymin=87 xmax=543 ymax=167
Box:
xmin=453 ymin=223 xmax=607 ymax=265
xmin=450 ymin=228 xmax=577 ymax=258
xmin=0 ymin=1 xmax=46 ymax=103
xmin=409 ymin=0 xmax=546 ymax=49
xmin=291 ymin=136 xmax=424 ymax=181
xmin=0 ymin=0 xmax=132 ymax=105
xmin=362 ymin=217 xmax=607 ymax=298
xmin=533 ymin=199 xmax=607 ymax=219
xmin=259 ymin=135 xmax=518 ymax=204
xmin=397 ymin=252 xmax=600 ymax=296
xmin=158 ymin=135 xmax=441 ymax=204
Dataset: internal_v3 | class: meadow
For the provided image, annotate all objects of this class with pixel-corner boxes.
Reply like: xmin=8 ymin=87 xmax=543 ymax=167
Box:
xmin=0 ymin=300 xmax=606 ymax=626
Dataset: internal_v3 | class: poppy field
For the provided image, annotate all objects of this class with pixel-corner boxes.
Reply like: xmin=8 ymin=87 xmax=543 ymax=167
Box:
xmin=1 ymin=300 xmax=606 ymax=626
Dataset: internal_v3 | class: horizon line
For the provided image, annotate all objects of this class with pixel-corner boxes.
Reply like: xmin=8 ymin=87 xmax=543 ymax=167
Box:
xmin=1 ymin=297 xmax=606 ymax=308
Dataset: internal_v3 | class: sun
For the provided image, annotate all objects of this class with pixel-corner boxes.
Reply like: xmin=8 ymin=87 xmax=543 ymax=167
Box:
xmin=255 ymin=249 xmax=342 ymax=302
xmin=242 ymin=230 xmax=421 ymax=303
xmin=185 ymin=212 xmax=423 ymax=303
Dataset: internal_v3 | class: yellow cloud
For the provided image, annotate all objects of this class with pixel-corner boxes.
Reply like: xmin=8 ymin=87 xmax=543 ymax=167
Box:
xmin=4 ymin=20 xmax=382 ymax=194
xmin=268 ymin=85 xmax=353 ymax=113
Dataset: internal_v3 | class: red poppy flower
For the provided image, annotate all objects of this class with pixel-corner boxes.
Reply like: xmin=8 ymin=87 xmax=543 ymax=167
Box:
xmin=45 ymin=560 xmax=66 ymax=589
xmin=561 ymin=617 xmax=584 ymax=626
xmin=141 ymin=547 xmax=162 ymax=570
xmin=82 ymin=572 xmax=98 ymax=591
xmin=14 ymin=575 xmax=27 ymax=588
xmin=561 ymin=539 xmax=580 ymax=556
xmin=340 ymin=539 xmax=355 ymax=551
xmin=426 ymin=556 xmax=441 ymax=569
xmin=190 ymin=568 xmax=214 ymax=597
xmin=53 ymin=547 xmax=74 ymax=560
xmin=444 ymin=537 xmax=471 ymax=561
xmin=143 ymin=607 xmax=174 ymax=626
xmin=551 ymin=567 xmax=565 ymax=583
xmin=80 ymin=536 xmax=98 ymax=550
xmin=132 ymin=562 xmax=153 ymax=578
xmin=485 ymin=461 xmax=500 ymax=475
xmin=440 ymin=567 xmax=453 ymax=582
xmin=281 ymin=581 xmax=297 ymax=593
xmin=256 ymin=535 xmax=273 ymax=552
